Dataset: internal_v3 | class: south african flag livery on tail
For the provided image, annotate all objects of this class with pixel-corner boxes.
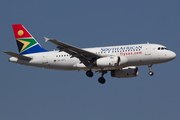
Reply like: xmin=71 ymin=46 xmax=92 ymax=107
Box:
xmin=12 ymin=24 xmax=47 ymax=55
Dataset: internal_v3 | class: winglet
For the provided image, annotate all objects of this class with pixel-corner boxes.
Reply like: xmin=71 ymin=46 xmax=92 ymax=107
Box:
xmin=44 ymin=37 xmax=50 ymax=42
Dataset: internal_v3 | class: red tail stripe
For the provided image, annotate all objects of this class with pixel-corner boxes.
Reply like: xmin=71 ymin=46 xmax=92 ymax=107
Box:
xmin=12 ymin=24 xmax=32 ymax=39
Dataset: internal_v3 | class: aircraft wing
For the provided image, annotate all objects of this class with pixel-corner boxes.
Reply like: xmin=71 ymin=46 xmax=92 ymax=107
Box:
xmin=4 ymin=51 xmax=32 ymax=60
xmin=45 ymin=37 xmax=101 ymax=66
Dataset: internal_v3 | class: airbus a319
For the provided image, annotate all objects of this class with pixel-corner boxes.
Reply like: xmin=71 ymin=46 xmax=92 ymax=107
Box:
xmin=4 ymin=24 xmax=176 ymax=84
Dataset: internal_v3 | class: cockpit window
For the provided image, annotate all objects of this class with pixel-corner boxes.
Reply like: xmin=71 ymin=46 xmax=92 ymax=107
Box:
xmin=158 ymin=47 xmax=168 ymax=50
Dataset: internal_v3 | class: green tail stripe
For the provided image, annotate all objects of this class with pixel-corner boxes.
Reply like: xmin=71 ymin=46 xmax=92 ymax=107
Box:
xmin=17 ymin=38 xmax=37 ymax=53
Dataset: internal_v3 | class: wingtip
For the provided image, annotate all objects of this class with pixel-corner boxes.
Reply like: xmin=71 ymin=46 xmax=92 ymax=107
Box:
xmin=44 ymin=37 xmax=49 ymax=42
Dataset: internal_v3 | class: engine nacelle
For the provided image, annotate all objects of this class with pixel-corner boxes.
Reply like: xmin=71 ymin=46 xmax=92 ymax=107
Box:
xmin=95 ymin=56 xmax=120 ymax=67
xmin=111 ymin=66 xmax=138 ymax=78
xmin=119 ymin=55 xmax=128 ymax=66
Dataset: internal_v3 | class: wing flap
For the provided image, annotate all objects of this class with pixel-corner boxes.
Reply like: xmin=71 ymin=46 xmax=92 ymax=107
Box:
xmin=4 ymin=51 xmax=32 ymax=60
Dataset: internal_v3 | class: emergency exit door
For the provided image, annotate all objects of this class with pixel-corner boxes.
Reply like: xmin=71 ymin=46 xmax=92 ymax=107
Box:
xmin=42 ymin=53 xmax=48 ymax=64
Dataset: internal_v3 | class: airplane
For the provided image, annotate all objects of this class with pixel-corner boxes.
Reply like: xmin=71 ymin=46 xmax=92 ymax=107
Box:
xmin=4 ymin=24 xmax=176 ymax=84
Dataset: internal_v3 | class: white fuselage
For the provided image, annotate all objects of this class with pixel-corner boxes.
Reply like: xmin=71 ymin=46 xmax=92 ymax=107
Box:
xmin=9 ymin=43 xmax=176 ymax=71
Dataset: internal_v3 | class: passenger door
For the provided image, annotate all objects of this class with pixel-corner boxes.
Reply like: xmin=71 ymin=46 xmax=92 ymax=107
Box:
xmin=145 ymin=44 xmax=151 ymax=55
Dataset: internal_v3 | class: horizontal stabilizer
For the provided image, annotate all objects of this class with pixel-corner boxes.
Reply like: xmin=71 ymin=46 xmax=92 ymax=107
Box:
xmin=4 ymin=51 xmax=32 ymax=60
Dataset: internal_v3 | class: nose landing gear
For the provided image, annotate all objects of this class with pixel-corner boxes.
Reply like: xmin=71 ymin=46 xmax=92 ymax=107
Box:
xmin=148 ymin=64 xmax=154 ymax=76
xmin=149 ymin=71 xmax=154 ymax=76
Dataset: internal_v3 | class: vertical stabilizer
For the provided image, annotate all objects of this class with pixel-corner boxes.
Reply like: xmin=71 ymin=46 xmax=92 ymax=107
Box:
xmin=12 ymin=24 xmax=47 ymax=55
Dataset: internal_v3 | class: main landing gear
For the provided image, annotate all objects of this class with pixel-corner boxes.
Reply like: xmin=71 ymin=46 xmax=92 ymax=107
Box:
xmin=86 ymin=63 xmax=94 ymax=77
xmin=86 ymin=70 xmax=93 ymax=77
xmin=86 ymin=70 xmax=107 ymax=84
xmin=148 ymin=64 xmax=154 ymax=76
xmin=98 ymin=71 xmax=107 ymax=84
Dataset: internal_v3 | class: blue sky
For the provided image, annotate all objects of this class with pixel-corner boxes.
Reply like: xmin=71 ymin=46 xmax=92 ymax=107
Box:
xmin=1 ymin=0 xmax=180 ymax=120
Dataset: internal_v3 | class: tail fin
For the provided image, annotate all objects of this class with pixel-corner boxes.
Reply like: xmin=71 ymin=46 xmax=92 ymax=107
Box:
xmin=12 ymin=24 xmax=47 ymax=55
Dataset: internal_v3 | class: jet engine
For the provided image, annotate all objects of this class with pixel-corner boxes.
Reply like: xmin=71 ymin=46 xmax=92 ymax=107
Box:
xmin=111 ymin=66 xmax=138 ymax=78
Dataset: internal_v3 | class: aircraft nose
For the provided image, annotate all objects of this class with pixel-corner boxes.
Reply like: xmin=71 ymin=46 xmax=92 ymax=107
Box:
xmin=169 ymin=51 xmax=176 ymax=60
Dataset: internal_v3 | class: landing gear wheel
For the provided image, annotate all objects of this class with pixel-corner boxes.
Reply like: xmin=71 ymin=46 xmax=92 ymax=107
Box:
xmin=86 ymin=70 xmax=93 ymax=77
xmin=148 ymin=64 xmax=154 ymax=76
xmin=98 ymin=77 xmax=106 ymax=84
xmin=149 ymin=71 xmax=154 ymax=76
